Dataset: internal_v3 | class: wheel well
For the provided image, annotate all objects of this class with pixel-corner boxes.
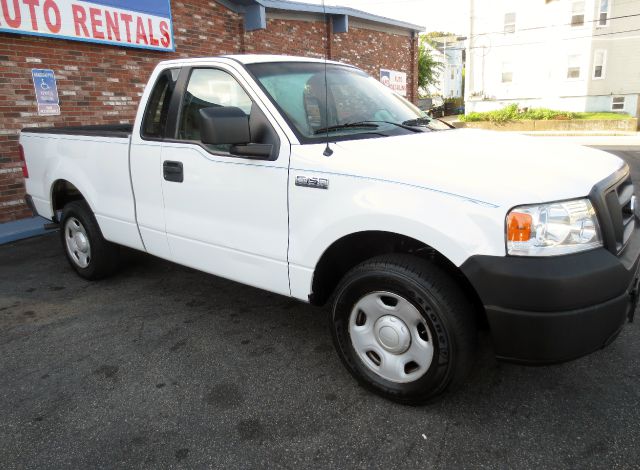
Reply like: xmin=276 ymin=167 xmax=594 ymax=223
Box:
xmin=51 ymin=180 xmax=86 ymax=222
xmin=309 ymin=231 xmax=487 ymax=326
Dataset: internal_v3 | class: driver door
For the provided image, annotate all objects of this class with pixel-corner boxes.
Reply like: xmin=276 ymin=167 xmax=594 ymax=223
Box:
xmin=160 ymin=66 xmax=291 ymax=296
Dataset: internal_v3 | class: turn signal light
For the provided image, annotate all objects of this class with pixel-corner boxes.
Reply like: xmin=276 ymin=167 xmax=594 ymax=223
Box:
xmin=507 ymin=212 xmax=532 ymax=242
xmin=18 ymin=144 xmax=29 ymax=178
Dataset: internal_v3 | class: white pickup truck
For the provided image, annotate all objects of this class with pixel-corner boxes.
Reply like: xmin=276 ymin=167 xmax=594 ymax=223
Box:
xmin=20 ymin=55 xmax=640 ymax=404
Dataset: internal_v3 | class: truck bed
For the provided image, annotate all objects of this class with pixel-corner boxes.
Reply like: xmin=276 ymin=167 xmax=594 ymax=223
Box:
xmin=21 ymin=124 xmax=133 ymax=138
xmin=21 ymin=122 xmax=143 ymax=251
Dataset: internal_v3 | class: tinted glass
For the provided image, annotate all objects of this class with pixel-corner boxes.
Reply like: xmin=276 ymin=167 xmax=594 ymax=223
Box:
xmin=142 ymin=68 xmax=179 ymax=139
xmin=247 ymin=62 xmax=427 ymax=143
xmin=178 ymin=68 xmax=253 ymax=153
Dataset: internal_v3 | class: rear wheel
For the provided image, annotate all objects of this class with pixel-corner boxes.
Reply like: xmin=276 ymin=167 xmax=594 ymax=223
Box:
xmin=331 ymin=254 xmax=476 ymax=404
xmin=60 ymin=201 xmax=120 ymax=280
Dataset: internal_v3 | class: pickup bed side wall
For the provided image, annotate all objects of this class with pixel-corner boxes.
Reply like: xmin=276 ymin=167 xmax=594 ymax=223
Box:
xmin=22 ymin=133 xmax=145 ymax=251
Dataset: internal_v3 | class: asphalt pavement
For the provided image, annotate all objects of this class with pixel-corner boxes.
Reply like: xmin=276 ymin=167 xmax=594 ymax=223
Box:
xmin=1 ymin=146 xmax=639 ymax=469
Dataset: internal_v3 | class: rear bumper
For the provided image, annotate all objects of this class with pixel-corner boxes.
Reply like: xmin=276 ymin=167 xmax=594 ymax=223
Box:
xmin=461 ymin=225 xmax=640 ymax=364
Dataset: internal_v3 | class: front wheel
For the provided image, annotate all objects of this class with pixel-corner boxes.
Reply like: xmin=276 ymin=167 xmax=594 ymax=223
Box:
xmin=60 ymin=200 xmax=120 ymax=280
xmin=331 ymin=254 xmax=477 ymax=405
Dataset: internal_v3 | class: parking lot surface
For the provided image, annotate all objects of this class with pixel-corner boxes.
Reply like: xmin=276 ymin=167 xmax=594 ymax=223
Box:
xmin=1 ymin=147 xmax=640 ymax=469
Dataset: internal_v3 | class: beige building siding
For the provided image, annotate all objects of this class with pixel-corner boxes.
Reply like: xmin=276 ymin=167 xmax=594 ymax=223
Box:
xmin=466 ymin=0 xmax=640 ymax=117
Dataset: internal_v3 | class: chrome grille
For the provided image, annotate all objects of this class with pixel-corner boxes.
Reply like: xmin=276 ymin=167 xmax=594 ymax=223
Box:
xmin=605 ymin=175 xmax=635 ymax=253
xmin=590 ymin=166 xmax=636 ymax=255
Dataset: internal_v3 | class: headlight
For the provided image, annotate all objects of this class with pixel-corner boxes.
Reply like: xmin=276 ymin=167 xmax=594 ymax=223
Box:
xmin=506 ymin=198 xmax=602 ymax=256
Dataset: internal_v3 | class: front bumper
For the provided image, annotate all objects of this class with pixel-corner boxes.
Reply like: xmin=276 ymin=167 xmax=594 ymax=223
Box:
xmin=461 ymin=225 xmax=640 ymax=364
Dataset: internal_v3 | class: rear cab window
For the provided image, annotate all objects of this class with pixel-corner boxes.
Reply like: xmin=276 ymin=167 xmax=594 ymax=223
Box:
xmin=141 ymin=68 xmax=180 ymax=140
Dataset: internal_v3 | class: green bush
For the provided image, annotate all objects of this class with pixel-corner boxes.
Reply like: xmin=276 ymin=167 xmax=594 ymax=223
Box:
xmin=460 ymin=104 xmax=577 ymax=123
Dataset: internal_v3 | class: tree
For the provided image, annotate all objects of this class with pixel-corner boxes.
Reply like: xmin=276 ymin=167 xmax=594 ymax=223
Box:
xmin=417 ymin=38 xmax=444 ymax=92
xmin=423 ymin=31 xmax=458 ymax=46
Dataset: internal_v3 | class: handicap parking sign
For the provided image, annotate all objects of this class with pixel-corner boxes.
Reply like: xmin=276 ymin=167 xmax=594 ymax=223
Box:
xmin=31 ymin=69 xmax=60 ymax=116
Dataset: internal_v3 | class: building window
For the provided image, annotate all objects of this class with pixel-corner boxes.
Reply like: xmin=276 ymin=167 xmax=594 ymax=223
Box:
xmin=567 ymin=54 xmax=581 ymax=79
xmin=598 ymin=0 xmax=610 ymax=27
xmin=502 ymin=62 xmax=513 ymax=83
xmin=504 ymin=13 xmax=516 ymax=33
xmin=612 ymin=96 xmax=625 ymax=111
xmin=571 ymin=1 xmax=585 ymax=27
xmin=450 ymin=67 xmax=455 ymax=80
xmin=593 ymin=49 xmax=607 ymax=79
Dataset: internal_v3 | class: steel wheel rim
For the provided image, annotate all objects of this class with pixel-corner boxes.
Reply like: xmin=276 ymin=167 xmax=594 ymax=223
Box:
xmin=348 ymin=291 xmax=434 ymax=383
xmin=64 ymin=217 xmax=91 ymax=269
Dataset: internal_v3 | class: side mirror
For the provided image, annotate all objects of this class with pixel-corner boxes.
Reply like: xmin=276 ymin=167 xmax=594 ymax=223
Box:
xmin=198 ymin=106 xmax=250 ymax=145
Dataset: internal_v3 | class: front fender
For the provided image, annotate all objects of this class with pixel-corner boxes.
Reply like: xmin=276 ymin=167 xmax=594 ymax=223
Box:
xmin=288 ymin=175 xmax=506 ymax=301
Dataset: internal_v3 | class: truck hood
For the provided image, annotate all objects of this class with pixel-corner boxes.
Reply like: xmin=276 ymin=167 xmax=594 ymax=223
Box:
xmin=294 ymin=129 xmax=626 ymax=208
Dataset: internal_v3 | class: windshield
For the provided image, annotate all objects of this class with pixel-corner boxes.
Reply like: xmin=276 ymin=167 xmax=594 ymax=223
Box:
xmin=246 ymin=62 xmax=437 ymax=143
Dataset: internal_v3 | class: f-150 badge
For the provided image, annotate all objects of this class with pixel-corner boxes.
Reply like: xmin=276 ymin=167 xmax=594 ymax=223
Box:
xmin=296 ymin=176 xmax=329 ymax=190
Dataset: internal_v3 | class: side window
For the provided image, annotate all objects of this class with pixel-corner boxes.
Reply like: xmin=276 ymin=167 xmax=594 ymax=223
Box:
xmin=142 ymin=68 xmax=180 ymax=139
xmin=567 ymin=54 xmax=582 ymax=79
xmin=504 ymin=12 xmax=516 ymax=34
xmin=178 ymin=68 xmax=253 ymax=153
xmin=571 ymin=0 xmax=585 ymax=27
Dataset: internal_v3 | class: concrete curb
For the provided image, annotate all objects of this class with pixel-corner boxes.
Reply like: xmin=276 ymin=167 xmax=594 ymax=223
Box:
xmin=453 ymin=118 xmax=639 ymax=133
xmin=500 ymin=133 xmax=640 ymax=147
xmin=0 ymin=216 xmax=53 ymax=245
xmin=521 ymin=131 xmax=639 ymax=137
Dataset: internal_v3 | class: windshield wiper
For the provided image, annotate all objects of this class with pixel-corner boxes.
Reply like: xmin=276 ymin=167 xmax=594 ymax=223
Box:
xmin=402 ymin=117 xmax=454 ymax=129
xmin=314 ymin=122 xmax=379 ymax=135
xmin=314 ymin=120 xmax=425 ymax=135
xmin=402 ymin=117 xmax=432 ymax=127
xmin=365 ymin=120 xmax=423 ymax=132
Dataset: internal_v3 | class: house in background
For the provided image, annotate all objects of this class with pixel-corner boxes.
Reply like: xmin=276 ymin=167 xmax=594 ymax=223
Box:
xmin=423 ymin=37 xmax=465 ymax=98
xmin=465 ymin=0 xmax=640 ymax=117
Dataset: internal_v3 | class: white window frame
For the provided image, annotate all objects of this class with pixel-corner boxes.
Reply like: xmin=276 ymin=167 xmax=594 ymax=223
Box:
xmin=567 ymin=54 xmax=582 ymax=80
xmin=571 ymin=0 xmax=585 ymax=27
xmin=504 ymin=12 xmax=516 ymax=34
xmin=592 ymin=49 xmax=607 ymax=80
xmin=611 ymin=96 xmax=625 ymax=111
xmin=597 ymin=0 xmax=611 ymax=28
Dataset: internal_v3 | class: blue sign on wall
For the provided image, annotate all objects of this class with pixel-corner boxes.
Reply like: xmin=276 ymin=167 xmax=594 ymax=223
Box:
xmin=32 ymin=69 xmax=60 ymax=116
xmin=0 ymin=1 xmax=174 ymax=52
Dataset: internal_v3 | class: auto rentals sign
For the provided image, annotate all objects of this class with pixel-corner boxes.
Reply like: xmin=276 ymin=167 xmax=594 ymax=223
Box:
xmin=0 ymin=0 xmax=174 ymax=51
xmin=380 ymin=69 xmax=407 ymax=97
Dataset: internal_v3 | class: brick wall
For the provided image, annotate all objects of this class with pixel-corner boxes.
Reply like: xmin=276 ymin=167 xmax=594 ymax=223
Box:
xmin=332 ymin=25 xmax=418 ymax=103
xmin=244 ymin=18 xmax=328 ymax=58
xmin=0 ymin=1 xmax=417 ymax=223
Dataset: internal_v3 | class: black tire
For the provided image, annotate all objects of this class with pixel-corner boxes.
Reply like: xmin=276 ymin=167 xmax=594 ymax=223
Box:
xmin=331 ymin=254 xmax=476 ymax=405
xmin=59 ymin=200 xmax=120 ymax=280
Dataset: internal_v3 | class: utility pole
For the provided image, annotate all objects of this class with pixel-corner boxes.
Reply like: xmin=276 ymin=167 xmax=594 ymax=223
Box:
xmin=443 ymin=36 xmax=448 ymax=97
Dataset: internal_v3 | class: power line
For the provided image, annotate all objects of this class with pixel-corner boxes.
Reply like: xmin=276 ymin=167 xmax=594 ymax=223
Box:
xmin=467 ymin=12 xmax=640 ymax=39
xmin=421 ymin=12 xmax=640 ymax=44
xmin=468 ymin=27 xmax=640 ymax=50
xmin=431 ymin=27 xmax=640 ymax=53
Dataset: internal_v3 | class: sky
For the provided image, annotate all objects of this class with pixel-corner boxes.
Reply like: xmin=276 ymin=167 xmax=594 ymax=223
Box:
xmin=292 ymin=0 xmax=470 ymax=35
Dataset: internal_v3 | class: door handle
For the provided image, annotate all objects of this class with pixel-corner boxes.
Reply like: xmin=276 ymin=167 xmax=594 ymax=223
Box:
xmin=163 ymin=161 xmax=183 ymax=183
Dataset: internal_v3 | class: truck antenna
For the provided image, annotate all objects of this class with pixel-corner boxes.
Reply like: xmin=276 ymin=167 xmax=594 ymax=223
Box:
xmin=322 ymin=0 xmax=333 ymax=157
